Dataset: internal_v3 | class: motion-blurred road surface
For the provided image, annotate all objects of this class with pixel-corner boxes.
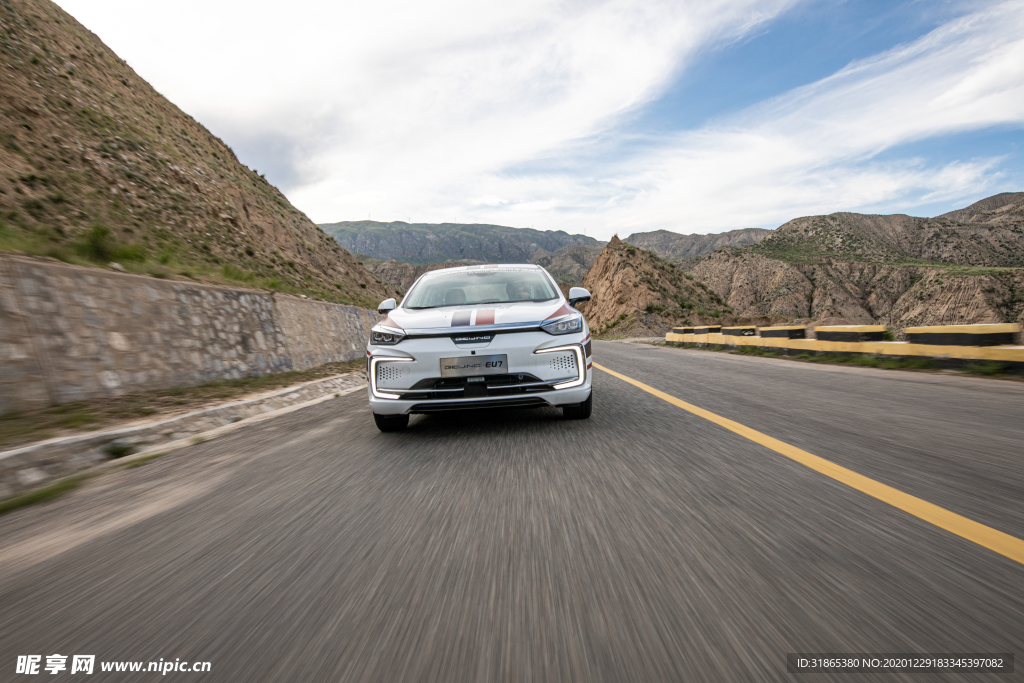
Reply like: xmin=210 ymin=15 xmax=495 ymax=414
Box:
xmin=1 ymin=341 xmax=1021 ymax=681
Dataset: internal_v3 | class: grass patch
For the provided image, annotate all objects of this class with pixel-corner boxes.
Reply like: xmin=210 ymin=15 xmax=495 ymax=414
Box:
xmin=221 ymin=263 xmax=254 ymax=283
xmin=73 ymin=223 xmax=116 ymax=262
xmin=0 ymin=475 xmax=87 ymax=517
xmin=0 ymin=404 xmax=100 ymax=447
xmin=103 ymin=441 xmax=137 ymax=458
xmin=879 ymin=357 xmax=939 ymax=370
xmin=735 ymin=346 xmax=779 ymax=357
xmin=963 ymin=362 xmax=1009 ymax=376
xmin=790 ymin=353 xmax=941 ymax=370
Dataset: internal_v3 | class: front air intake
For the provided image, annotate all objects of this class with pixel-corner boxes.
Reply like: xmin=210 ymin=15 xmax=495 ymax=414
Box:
xmin=377 ymin=364 xmax=404 ymax=382
xmin=548 ymin=353 xmax=577 ymax=373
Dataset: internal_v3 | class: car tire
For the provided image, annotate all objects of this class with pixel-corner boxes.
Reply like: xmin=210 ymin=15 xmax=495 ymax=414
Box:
xmin=373 ymin=412 xmax=409 ymax=432
xmin=562 ymin=391 xmax=592 ymax=420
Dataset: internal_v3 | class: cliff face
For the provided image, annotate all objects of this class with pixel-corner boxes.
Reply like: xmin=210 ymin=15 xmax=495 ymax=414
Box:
xmin=682 ymin=193 xmax=1024 ymax=333
xmin=691 ymin=249 xmax=1024 ymax=332
xmin=0 ymin=0 xmax=393 ymax=306
xmin=576 ymin=237 xmax=782 ymax=338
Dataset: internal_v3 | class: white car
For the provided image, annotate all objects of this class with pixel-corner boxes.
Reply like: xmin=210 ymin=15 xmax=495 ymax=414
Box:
xmin=366 ymin=264 xmax=593 ymax=431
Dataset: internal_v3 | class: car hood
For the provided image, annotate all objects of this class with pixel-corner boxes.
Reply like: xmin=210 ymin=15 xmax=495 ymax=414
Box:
xmin=384 ymin=299 xmax=573 ymax=333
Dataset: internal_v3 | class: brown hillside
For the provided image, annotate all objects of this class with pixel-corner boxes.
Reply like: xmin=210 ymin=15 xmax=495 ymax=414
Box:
xmin=692 ymin=248 xmax=1024 ymax=333
xmin=752 ymin=196 xmax=1024 ymax=267
xmin=577 ymin=237 xmax=785 ymax=338
xmin=625 ymin=227 xmax=771 ymax=269
xmin=686 ymin=194 xmax=1024 ymax=333
xmin=936 ymin=192 xmax=1024 ymax=223
xmin=0 ymin=0 xmax=393 ymax=306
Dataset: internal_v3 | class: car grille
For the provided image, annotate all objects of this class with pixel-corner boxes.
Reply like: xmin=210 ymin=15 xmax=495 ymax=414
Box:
xmin=393 ymin=373 xmax=570 ymax=400
xmin=410 ymin=397 xmax=550 ymax=413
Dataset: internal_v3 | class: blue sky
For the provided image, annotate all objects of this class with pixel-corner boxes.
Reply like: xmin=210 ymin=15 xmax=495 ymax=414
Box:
xmin=58 ymin=0 xmax=1024 ymax=238
xmin=640 ymin=1 xmax=961 ymax=130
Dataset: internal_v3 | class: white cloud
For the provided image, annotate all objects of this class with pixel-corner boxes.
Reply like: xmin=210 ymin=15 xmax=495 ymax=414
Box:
xmin=56 ymin=0 xmax=1024 ymax=239
xmin=569 ymin=0 xmax=1024 ymax=236
xmin=57 ymin=0 xmax=800 ymax=226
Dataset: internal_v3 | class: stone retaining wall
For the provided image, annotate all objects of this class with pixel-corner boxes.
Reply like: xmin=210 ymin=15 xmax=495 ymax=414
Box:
xmin=0 ymin=256 xmax=379 ymax=413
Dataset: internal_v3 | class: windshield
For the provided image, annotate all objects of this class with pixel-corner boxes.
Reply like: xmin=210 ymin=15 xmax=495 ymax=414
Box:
xmin=403 ymin=268 xmax=559 ymax=309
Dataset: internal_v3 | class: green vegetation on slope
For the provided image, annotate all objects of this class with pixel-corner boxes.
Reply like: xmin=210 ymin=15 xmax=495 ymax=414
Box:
xmin=748 ymin=202 xmax=1024 ymax=269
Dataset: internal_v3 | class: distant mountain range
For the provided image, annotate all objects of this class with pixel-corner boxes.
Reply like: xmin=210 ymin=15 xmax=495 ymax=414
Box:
xmin=624 ymin=227 xmax=772 ymax=268
xmin=320 ymin=221 xmax=598 ymax=265
xmin=326 ymin=221 xmax=769 ymax=287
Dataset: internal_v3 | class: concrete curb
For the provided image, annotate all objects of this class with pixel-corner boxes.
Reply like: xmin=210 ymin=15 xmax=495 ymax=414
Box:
xmin=0 ymin=374 xmax=366 ymax=501
xmin=95 ymin=383 xmax=366 ymax=472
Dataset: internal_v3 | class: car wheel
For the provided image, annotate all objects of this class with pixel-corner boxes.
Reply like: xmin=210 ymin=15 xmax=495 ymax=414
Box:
xmin=562 ymin=391 xmax=592 ymax=420
xmin=373 ymin=412 xmax=409 ymax=432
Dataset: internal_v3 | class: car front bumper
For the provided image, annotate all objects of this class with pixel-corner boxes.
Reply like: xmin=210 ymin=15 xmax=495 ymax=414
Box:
xmin=367 ymin=330 xmax=592 ymax=415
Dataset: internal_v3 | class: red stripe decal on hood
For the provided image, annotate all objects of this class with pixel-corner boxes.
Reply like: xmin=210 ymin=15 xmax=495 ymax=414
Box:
xmin=451 ymin=310 xmax=472 ymax=326
xmin=475 ymin=309 xmax=495 ymax=326
xmin=545 ymin=303 xmax=574 ymax=320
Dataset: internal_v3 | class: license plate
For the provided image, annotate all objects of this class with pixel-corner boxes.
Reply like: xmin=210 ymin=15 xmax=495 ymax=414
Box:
xmin=440 ymin=355 xmax=508 ymax=378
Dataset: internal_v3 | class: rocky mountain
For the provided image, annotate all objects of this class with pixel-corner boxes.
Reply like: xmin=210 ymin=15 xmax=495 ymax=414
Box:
xmin=751 ymin=194 xmax=1024 ymax=267
xmin=321 ymin=220 xmax=598 ymax=267
xmin=690 ymin=194 xmax=1024 ymax=332
xmin=576 ymin=237 xmax=785 ymax=338
xmin=0 ymin=0 xmax=393 ymax=306
xmin=527 ymin=241 xmax=605 ymax=284
xmin=356 ymin=242 xmax=604 ymax=294
xmin=935 ymin=192 xmax=1024 ymax=223
xmin=354 ymin=255 xmax=477 ymax=293
xmin=625 ymin=227 xmax=771 ymax=269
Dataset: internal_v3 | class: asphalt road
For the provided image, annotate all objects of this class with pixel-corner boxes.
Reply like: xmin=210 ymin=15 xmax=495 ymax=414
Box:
xmin=1 ymin=341 xmax=1022 ymax=681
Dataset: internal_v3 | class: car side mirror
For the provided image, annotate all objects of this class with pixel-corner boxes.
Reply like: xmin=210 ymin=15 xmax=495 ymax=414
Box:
xmin=377 ymin=298 xmax=396 ymax=315
xmin=568 ymin=287 xmax=591 ymax=307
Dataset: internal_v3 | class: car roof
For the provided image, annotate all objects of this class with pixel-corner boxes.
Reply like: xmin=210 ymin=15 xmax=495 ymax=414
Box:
xmin=422 ymin=264 xmax=543 ymax=275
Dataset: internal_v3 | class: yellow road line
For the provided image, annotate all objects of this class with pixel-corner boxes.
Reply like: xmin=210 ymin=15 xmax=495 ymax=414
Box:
xmin=593 ymin=362 xmax=1024 ymax=567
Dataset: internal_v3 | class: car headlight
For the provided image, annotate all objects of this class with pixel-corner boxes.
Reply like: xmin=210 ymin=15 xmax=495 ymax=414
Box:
xmin=370 ymin=324 xmax=406 ymax=345
xmin=541 ymin=313 xmax=583 ymax=335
